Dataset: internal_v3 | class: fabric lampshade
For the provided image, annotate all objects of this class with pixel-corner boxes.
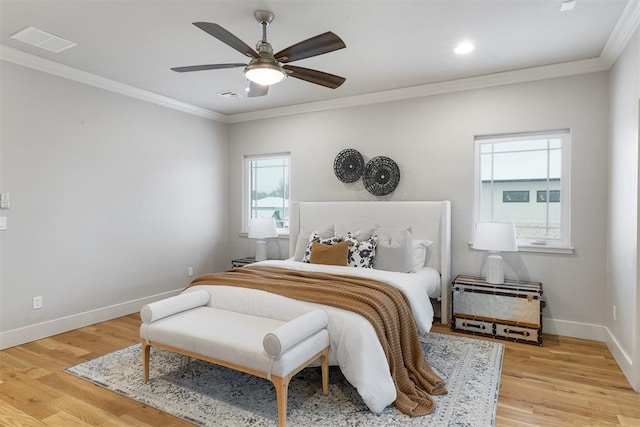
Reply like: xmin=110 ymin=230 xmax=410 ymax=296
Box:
xmin=248 ymin=218 xmax=278 ymax=239
xmin=472 ymin=222 xmax=517 ymax=284
xmin=472 ymin=222 xmax=518 ymax=252
xmin=248 ymin=218 xmax=278 ymax=262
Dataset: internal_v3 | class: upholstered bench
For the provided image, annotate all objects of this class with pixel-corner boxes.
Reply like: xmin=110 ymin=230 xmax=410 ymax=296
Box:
xmin=139 ymin=290 xmax=330 ymax=427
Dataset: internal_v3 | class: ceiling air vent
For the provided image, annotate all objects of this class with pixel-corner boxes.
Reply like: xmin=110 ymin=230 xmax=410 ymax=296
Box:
xmin=217 ymin=91 xmax=243 ymax=99
xmin=10 ymin=26 xmax=77 ymax=53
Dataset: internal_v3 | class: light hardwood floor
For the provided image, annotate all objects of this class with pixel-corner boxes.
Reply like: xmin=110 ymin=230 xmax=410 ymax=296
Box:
xmin=1 ymin=315 xmax=638 ymax=426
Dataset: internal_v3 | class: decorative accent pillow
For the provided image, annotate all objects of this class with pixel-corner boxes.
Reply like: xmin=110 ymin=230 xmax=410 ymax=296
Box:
xmin=302 ymin=232 xmax=343 ymax=263
xmin=294 ymin=225 xmax=334 ymax=261
xmin=334 ymin=225 xmax=375 ymax=241
xmin=345 ymin=232 xmax=378 ymax=268
xmin=373 ymin=227 xmax=413 ymax=273
xmin=309 ymin=240 xmax=350 ymax=266
xmin=411 ymin=239 xmax=434 ymax=272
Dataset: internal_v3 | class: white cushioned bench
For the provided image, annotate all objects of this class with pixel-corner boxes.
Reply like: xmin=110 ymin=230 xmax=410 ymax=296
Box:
xmin=139 ymin=290 xmax=330 ymax=427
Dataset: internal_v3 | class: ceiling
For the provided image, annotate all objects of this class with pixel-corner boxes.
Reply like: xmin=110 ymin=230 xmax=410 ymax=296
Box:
xmin=0 ymin=1 xmax=633 ymax=118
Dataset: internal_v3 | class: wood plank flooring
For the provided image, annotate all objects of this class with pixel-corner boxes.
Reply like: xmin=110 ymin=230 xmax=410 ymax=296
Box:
xmin=0 ymin=315 xmax=638 ymax=426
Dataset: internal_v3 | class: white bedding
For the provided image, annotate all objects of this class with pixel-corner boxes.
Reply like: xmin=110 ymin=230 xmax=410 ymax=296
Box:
xmin=184 ymin=259 xmax=441 ymax=414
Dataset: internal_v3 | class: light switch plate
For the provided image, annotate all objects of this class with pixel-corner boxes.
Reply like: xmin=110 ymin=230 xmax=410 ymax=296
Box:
xmin=0 ymin=217 xmax=6 ymax=230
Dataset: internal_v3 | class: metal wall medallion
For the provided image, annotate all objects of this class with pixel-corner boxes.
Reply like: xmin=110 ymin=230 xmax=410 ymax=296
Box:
xmin=333 ymin=149 xmax=365 ymax=183
xmin=363 ymin=156 xmax=400 ymax=196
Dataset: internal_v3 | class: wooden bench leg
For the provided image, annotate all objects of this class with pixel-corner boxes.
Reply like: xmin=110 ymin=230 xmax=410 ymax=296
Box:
xmin=320 ymin=347 xmax=329 ymax=396
xmin=141 ymin=341 xmax=151 ymax=383
xmin=271 ymin=375 xmax=289 ymax=427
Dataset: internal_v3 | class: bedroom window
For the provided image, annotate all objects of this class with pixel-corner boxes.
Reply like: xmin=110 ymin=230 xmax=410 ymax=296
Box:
xmin=474 ymin=129 xmax=572 ymax=252
xmin=244 ymin=153 xmax=290 ymax=234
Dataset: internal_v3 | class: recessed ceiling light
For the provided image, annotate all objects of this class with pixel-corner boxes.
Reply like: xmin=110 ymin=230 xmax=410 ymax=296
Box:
xmin=10 ymin=26 xmax=77 ymax=53
xmin=454 ymin=42 xmax=475 ymax=55
xmin=560 ymin=0 xmax=576 ymax=12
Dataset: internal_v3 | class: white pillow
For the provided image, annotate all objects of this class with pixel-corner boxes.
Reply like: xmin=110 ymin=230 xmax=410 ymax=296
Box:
xmin=293 ymin=225 xmax=334 ymax=261
xmin=411 ymin=239 xmax=433 ymax=272
xmin=373 ymin=227 xmax=413 ymax=273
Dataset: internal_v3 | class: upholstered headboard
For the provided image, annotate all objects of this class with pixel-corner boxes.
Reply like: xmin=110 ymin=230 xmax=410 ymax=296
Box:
xmin=289 ymin=201 xmax=452 ymax=323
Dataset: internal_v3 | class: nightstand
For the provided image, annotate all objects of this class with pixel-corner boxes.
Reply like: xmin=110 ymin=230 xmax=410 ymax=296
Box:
xmin=231 ymin=257 xmax=256 ymax=268
xmin=451 ymin=275 xmax=544 ymax=345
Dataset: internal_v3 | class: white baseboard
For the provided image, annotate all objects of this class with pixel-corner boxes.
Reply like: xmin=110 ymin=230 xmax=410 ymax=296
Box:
xmin=544 ymin=320 xmax=638 ymax=391
xmin=542 ymin=317 xmax=607 ymax=341
xmin=603 ymin=326 xmax=637 ymax=390
xmin=0 ymin=288 xmax=183 ymax=350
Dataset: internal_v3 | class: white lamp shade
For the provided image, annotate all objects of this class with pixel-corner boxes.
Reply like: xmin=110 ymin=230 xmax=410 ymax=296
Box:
xmin=472 ymin=222 xmax=518 ymax=252
xmin=248 ymin=218 xmax=278 ymax=239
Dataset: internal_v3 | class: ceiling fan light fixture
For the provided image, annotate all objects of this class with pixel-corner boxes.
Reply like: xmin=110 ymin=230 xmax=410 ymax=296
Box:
xmin=244 ymin=62 xmax=286 ymax=86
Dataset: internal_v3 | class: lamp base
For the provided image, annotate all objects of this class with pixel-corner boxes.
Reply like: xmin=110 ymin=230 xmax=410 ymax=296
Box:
xmin=255 ymin=240 xmax=267 ymax=262
xmin=486 ymin=253 xmax=504 ymax=284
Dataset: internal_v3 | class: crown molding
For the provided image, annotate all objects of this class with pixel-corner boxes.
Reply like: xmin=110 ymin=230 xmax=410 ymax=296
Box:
xmin=600 ymin=0 xmax=640 ymax=68
xmin=0 ymin=45 xmax=228 ymax=123
xmin=2 ymin=0 xmax=635 ymax=127
xmin=227 ymin=58 xmax=607 ymax=123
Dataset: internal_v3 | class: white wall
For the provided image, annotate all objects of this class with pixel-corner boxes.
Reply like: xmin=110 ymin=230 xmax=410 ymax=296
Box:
xmin=228 ymin=72 xmax=610 ymax=340
xmin=607 ymin=26 xmax=640 ymax=391
xmin=0 ymin=61 xmax=229 ymax=348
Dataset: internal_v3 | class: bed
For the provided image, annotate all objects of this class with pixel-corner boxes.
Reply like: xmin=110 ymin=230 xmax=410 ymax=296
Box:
xmin=186 ymin=200 xmax=452 ymax=415
xmin=288 ymin=200 xmax=452 ymax=324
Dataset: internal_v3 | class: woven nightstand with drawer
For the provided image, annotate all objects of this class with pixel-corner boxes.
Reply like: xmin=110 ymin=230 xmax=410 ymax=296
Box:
xmin=452 ymin=275 xmax=544 ymax=345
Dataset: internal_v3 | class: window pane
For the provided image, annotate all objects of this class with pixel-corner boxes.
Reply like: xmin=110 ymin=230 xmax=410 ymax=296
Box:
xmin=475 ymin=131 xmax=568 ymax=244
xmin=247 ymin=155 xmax=290 ymax=230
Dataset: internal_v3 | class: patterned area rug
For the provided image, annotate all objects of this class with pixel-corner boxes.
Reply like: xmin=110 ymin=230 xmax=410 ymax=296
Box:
xmin=65 ymin=332 xmax=503 ymax=426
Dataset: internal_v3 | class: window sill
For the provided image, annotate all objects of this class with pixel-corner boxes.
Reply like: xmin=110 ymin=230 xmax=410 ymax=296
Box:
xmin=468 ymin=242 xmax=574 ymax=255
xmin=517 ymin=244 xmax=574 ymax=254
xmin=239 ymin=232 xmax=289 ymax=239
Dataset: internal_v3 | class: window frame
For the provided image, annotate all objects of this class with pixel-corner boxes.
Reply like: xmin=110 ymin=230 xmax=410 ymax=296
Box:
xmin=473 ymin=129 xmax=572 ymax=253
xmin=242 ymin=152 xmax=291 ymax=236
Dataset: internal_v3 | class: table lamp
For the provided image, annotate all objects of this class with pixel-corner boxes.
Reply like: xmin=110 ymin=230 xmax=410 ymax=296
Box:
xmin=472 ymin=222 xmax=518 ymax=284
xmin=248 ymin=218 xmax=278 ymax=261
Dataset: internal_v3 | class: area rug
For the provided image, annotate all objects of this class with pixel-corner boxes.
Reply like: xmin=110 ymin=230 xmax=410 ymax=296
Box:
xmin=65 ymin=332 xmax=504 ymax=426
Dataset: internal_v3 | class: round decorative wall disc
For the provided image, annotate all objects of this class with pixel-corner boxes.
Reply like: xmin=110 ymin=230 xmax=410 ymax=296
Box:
xmin=363 ymin=156 xmax=400 ymax=196
xmin=333 ymin=149 xmax=365 ymax=183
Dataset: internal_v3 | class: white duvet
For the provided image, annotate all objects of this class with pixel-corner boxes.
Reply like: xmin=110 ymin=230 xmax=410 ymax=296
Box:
xmin=185 ymin=259 xmax=441 ymax=414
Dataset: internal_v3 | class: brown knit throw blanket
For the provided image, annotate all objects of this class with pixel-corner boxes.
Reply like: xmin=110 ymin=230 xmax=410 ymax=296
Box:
xmin=188 ymin=266 xmax=447 ymax=416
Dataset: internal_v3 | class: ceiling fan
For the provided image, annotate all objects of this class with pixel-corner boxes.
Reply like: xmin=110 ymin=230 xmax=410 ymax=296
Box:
xmin=171 ymin=10 xmax=346 ymax=97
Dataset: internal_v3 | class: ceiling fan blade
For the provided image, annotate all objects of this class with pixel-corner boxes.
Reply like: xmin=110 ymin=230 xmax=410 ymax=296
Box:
xmin=171 ymin=63 xmax=246 ymax=73
xmin=247 ymin=82 xmax=269 ymax=97
xmin=283 ymin=65 xmax=346 ymax=89
xmin=193 ymin=22 xmax=260 ymax=59
xmin=275 ymin=32 xmax=345 ymax=63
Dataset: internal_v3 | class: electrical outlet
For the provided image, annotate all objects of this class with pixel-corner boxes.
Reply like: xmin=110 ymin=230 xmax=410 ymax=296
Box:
xmin=33 ymin=296 xmax=43 ymax=310
xmin=188 ymin=267 xmax=193 ymax=277
xmin=613 ymin=305 xmax=616 ymax=321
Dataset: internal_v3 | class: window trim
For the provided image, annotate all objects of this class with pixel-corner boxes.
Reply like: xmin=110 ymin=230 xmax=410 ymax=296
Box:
xmin=473 ymin=129 xmax=572 ymax=252
xmin=242 ymin=152 xmax=291 ymax=236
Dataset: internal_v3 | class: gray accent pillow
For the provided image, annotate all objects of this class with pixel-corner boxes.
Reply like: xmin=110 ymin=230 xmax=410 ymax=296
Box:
xmin=373 ymin=227 xmax=413 ymax=273
xmin=334 ymin=226 xmax=375 ymax=241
